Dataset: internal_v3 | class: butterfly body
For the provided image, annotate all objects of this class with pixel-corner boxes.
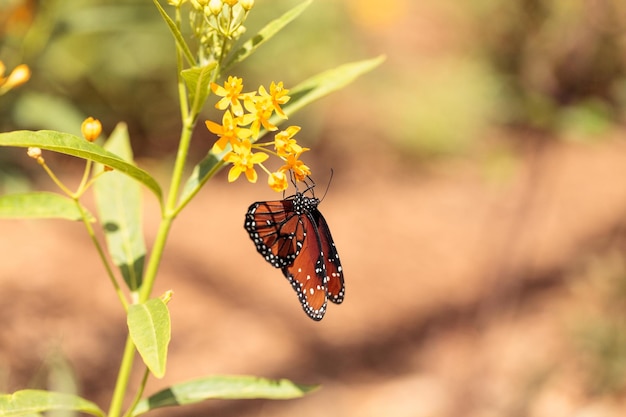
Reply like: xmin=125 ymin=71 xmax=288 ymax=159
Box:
xmin=244 ymin=192 xmax=344 ymax=321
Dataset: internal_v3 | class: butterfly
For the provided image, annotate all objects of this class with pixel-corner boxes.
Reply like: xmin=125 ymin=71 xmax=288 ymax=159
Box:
xmin=244 ymin=190 xmax=345 ymax=321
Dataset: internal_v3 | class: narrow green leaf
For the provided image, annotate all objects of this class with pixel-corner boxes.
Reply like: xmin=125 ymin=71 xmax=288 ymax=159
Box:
xmin=283 ymin=55 xmax=386 ymax=117
xmin=0 ymin=192 xmax=94 ymax=221
xmin=223 ymin=0 xmax=313 ymax=71
xmin=94 ymin=123 xmax=146 ymax=290
xmin=0 ymin=130 xmax=162 ymax=203
xmin=151 ymin=0 xmax=195 ymax=66
xmin=177 ymin=151 xmax=225 ymax=213
xmin=132 ymin=375 xmax=318 ymax=415
xmin=181 ymin=63 xmax=217 ymax=117
xmin=127 ymin=298 xmax=171 ymax=379
xmin=178 ymin=56 xmax=385 ymax=206
xmin=0 ymin=390 xmax=105 ymax=417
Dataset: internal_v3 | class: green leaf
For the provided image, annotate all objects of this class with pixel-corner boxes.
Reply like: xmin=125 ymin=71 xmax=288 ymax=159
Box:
xmin=0 ymin=130 xmax=163 ymax=203
xmin=0 ymin=192 xmax=94 ymax=221
xmin=132 ymin=375 xmax=318 ymax=415
xmin=283 ymin=55 xmax=386 ymax=117
xmin=178 ymin=56 xmax=385 ymax=207
xmin=0 ymin=390 xmax=105 ymax=417
xmin=177 ymin=151 xmax=225 ymax=214
xmin=127 ymin=298 xmax=171 ymax=379
xmin=181 ymin=63 xmax=217 ymax=117
xmin=94 ymin=123 xmax=146 ymax=290
xmin=151 ymin=0 xmax=195 ymax=66
xmin=223 ymin=0 xmax=313 ymax=71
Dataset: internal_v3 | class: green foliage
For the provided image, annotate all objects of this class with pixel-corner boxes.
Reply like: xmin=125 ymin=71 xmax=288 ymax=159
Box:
xmin=222 ymin=0 xmax=313 ymax=71
xmin=0 ymin=1 xmax=382 ymax=416
xmin=0 ymin=130 xmax=163 ymax=202
xmin=0 ymin=192 xmax=93 ymax=221
xmin=128 ymin=298 xmax=171 ymax=379
xmin=0 ymin=390 xmax=105 ymax=417
xmin=133 ymin=376 xmax=318 ymax=415
xmin=94 ymin=123 xmax=146 ymax=290
xmin=181 ymin=64 xmax=217 ymax=119
xmin=151 ymin=0 xmax=195 ymax=66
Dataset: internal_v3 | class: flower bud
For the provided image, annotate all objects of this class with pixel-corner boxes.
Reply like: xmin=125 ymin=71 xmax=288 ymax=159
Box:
xmin=240 ymin=0 xmax=254 ymax=11
xmin=27 ymin=147 xmax=42 ymax=159
xmin=208 ymin=0 xmax=222 ymax=14
xmin=81 ymin=117 xmax=102 ymax=142
xmin=5 ymin=64 xmax=30 ymax=89
xmin=160 ymin=290 xmax=174 ymax=304
xmin=27 ymin=147 xmax=45 ymax=164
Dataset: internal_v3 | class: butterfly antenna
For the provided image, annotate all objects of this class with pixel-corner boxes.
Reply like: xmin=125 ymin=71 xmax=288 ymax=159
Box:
xmin=302 ymin=175 xmax=317 ymax=196
xmin=319 ymin=169 xmax=333 ymax=202
xmin=288 ymin=170 xmax=300 ymax=192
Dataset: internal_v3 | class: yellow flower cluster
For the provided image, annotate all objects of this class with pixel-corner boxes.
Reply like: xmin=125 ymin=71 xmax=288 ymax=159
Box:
xmin=205 ymin=76 xmax=311 ymax=192
xmin=0 ymin=61 xmax=30 ymax=95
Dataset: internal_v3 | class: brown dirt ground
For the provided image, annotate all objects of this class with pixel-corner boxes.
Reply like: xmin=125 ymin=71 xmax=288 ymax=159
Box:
xmin=5 ymin=1 xmax=626 ymax=416
xmin=4 ymin=134 xmax=626 ymax=417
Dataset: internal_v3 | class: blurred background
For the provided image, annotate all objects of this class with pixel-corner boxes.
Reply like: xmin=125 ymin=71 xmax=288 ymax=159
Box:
xmin=3 ymin=0 xmax=626 ymax=416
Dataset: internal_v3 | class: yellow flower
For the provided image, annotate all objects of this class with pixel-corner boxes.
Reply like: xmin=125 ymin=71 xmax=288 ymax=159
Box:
xmin=81 ymin=117 xmax=102 ymax=142
xmin=223 ymin=0 xmax=238 ymax=6
xmin=223 ymin=140 xmax=268 ymax=183
xmin=268 ymin=171 xmax=288 ymax=192
xmin=274 ymin=126 xmax=308 ymax=157
xmin=243 ymin=94 xmax=277 ymax=138
xmin=211 ymin=76 xmax=245 ymax=116
xmin=205 ymin=110 xmax=251 ymax=153
xmin=259 ymin=81 xmax=290 ymax=119
xmin=280 ymin=151 xmax=311 ymax=182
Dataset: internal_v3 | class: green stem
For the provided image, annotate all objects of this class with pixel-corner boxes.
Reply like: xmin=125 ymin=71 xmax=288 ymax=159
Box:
xmin=122 ymin=367 xmax=150 ymax=417
xmin=76 ymin=200 xmax=128 ymax=311
xmin=175 ymin=7 xmax=189 ymax=122
xmin=106 ymin=125 xmax=191 ymax=417
xmin=108 ymin=336 xmax=137 ymax=417
xmin=40 ymin=161 xmax=74 ymax=197
xmin=138 ymin=112 xmax=195 ymax=303
xmin=138 ymin=216 xmax=174 ymax=303
xmin=77 ymin=160 xmax=93 ymax=194
xmin=107 ymin=44 xmax=198 ymax=417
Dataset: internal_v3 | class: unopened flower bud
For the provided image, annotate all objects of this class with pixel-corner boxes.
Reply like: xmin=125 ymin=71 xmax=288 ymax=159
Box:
xmin=81 ymin=117 xmax=102 ymax=142
xmin=160 ymin=290 xmax=174 ymax=304
xmin=240 ymin=0 xmax=254 ymax=11
xmin=27 ymin=147 xmax=41 ymax=159
xmin=5 ymin=64 xmax=30 ymax=89
xmin=27 ymin=147 xmax=45 ymax=164
xmin=208 ymin=0 xmax=222 ymax=14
